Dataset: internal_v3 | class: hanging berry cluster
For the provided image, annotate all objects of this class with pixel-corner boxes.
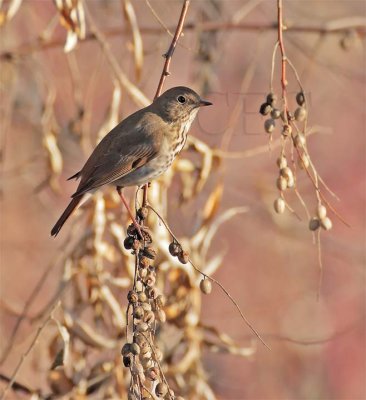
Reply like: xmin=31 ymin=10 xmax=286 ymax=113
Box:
xmin=122 ymin=207 xmax=184 ymax=400
xmin=259 ymin=0 xmax=344 ymax=240
xmin=168 ymin=239 xmax=212 ymax=295
xmin=259 ymin=86 xmax=334 ymax=234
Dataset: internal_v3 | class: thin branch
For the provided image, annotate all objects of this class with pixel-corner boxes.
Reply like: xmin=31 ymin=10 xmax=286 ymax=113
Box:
xmin=2 ymin=18 xmax=365 ymax=60
xmin=142 ymin=0 xmax=190 ymax=206
xmin=146 ymin=204 xmax=270 ymax=350
xmin=153 ymin=0 xmax=190 ymax=99
xmin=277 ymin=0 xmax=288 ymax=121
xmin=0 ymin=302 xmax=60 ymax=400
xmin=213 ymin=125 xmax=326 ymax=159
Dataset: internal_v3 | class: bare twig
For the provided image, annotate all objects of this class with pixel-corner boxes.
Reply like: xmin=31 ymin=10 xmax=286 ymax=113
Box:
xmin=146 ymin=204 xmax=270 ymax=350
xmin=0 ymin=302 xmax=60 ymax=400
xmin=277 ymin=0 xmax=288 ymax=120
xmin=2 ymin=17 xmax=365 ymax=60
xmin=142 ymin=0 xmax=190 ymax=206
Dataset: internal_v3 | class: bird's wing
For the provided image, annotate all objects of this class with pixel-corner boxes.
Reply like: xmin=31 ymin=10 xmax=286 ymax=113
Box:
xmin=72 ymin=111 xmax=164 ymax=197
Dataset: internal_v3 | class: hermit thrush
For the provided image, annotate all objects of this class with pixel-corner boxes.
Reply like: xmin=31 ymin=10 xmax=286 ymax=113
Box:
xmin=51 ymin=86 xmax=212 ymax=236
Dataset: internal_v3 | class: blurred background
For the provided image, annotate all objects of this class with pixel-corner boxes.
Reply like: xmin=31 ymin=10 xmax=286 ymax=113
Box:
xmin=0 ymin=1 xmax=365 ymax=399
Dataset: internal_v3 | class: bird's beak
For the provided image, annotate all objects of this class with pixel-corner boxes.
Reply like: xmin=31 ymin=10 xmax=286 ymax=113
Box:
xmin=199 ymin=99 xmax=213 ymax=107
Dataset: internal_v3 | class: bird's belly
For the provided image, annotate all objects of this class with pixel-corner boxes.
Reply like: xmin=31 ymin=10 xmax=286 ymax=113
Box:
xmin=113 ymin=155 xmax=173 ymax=187
xmin=113 ymin=125 xmax=190 ymax=188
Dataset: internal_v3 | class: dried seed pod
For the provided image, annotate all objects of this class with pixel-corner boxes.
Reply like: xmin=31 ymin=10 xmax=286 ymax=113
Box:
xmin=294 ymin=133 xmax=306 ymax=147
xmin=309 ymin=217 xmax=320 ymax=231
xmin=276 ymin=155 xmax=287 ymax=169
xmin=274 ymin=198 xmax=285 ymax=214
xmin=287 ymin=174 xmax=295 ymax=188
xmin=200 ymin=278 xmax=212 ymax=295
xmin=264 ymin=118 xmax=275 ymax=133
xmin=134 ymin=306 xmax=144 ymax=319
xmin=280 ymin=167 xmax=293 ymax=181
xmin=121 ymin=343 xmax=132 ymax=356
xmin=131 ymin=361 xmax=144 ymax=376
xmin=132 ymin=239 xmax=141 ymax=251
xmin=123 ymin=355 xmax=131 ymax=368
xmin=146 ymin=367 xmax=159 ymax=381
xmin=282 ymin=124 xmax=292 ymax=136
xmin=147 ymin=269 xmax=156 ymax=279
xmin=139 ymin=268 xmax=148 ymax=279
xmin=154 ymin=347 xmax=163 ymax=362
xmin=144 ymin=311 xmax=155 ymax=325
xmin=168 ymin=241 xmax=181 ymax=257
xmin=141 ymin=350 xmax=152 ymax=360
xmin=130 ymin=343 xmax=141 ymax=356
xmin=168 ymin=388 xmax=175 ymax=397
xmin=276 ymin=176 xmax=287 ymax=191
xmin=317 ymin=204 xmax=327 ymax=220
xmin=127 ymin=291 xmax=138 ymax=304
xmin=137 ymin=207 xmax=148 ymax=220
xmin=155 ymin=294 xmax=166 ymax=308
xmin=139 ymin=342 xmax=150 ymax=355
xmin=296 ymin=91 xmax=305 ymax=106
xmin=136 ymin=322 xmax=149 ymax=332
xmin=178 ymin=250 xmax=189 ymax=264
xmin=134 ymin=333 xmax=146 ymax=346
xmin=320 ymin=217 xmax=332 ymax=231
xmin=142 ymin=246 xmax=157 ymax=260
xmin=271 ymin=108 xmax=281 ymax=119
xmin=141 ymin=302 xmax=152 ymax=312
xmin=298 ymin=154 xmax=309 ymax=169
xmin=156 ymin=309 xmax=166 ymax=323
xmin=141 ymin=358 xmax=153 ymax=369
xmin=155 ymin=383 xmax=168 ymax=397
xmin=146 ymin=287 xmax=158 ymax=299
xmin=124 ymin=236 xmax=134 ymax=250
xmin=288 ymin=111 xmax=295 ymax=121
xmin=259 ymin=102 xmax=272 ymax=116
xmin=127 ymin=224 xmax=137 ymax=237
xmin=137 ymin=291 xmax=147 ymax=303
xmin=139 ymin=256 xmax=150 ymax=269
xmin=146 ymin=275 xmax=156 ymax=287
xmin=294 ymin=107 xmax=307 ymax=122
xmin=266 ymin=92 xmax=277 ymax=106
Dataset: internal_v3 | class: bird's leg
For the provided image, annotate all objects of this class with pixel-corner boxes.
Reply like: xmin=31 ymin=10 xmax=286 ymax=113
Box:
xmin=116 ymin=186 xmax=143 ymax=240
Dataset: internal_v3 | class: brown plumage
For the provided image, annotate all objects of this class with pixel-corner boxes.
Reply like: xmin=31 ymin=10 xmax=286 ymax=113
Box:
xmin=51 ymin=86 xmax=212 ymax=236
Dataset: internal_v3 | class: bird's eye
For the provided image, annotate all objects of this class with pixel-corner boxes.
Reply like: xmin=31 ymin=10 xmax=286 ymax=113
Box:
xmin=177 ymin=95 xmax=186 ymax=104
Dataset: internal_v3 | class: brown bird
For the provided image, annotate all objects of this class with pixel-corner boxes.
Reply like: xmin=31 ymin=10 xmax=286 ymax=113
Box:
xmin=51 ymin=86 xmax=212 ymax=237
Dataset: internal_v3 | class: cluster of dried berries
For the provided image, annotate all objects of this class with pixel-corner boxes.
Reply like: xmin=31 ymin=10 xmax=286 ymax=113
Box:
xmin=260 ymin=90 xmax=333 ymax=232
xmin=259 ymin=91 xmax=307 ymax=136
xmin=169 ymin=239 xmax=212 ymax=295
xmin=259 ymin=92 xmax=280 ymax=134
xmin=122 ymin=207 xmax=184 ymax=400
xmin=309 ymin=204 xmax=333 ymax=232
xmin=168 ymin=239 xmax=189 ymax=264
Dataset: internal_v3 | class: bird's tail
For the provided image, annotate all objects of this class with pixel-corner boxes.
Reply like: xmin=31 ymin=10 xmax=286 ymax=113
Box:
xmin=51 ymin=196 xmax=83 ymax=237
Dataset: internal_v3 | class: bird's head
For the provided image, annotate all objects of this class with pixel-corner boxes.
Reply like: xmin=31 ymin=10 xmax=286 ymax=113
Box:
xmin=151 ymin=86 xmax=212 ymax=123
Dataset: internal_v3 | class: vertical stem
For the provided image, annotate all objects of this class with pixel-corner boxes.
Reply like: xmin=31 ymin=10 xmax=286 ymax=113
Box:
xmin=142 ymin=0 xmax=190 ymax=206
xmin=277 ymin=0 xmax=288 ymax=121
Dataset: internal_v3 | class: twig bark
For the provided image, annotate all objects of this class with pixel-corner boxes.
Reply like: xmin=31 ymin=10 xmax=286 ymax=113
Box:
xmin=142 ymin=0 xmax=190 ymax=206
